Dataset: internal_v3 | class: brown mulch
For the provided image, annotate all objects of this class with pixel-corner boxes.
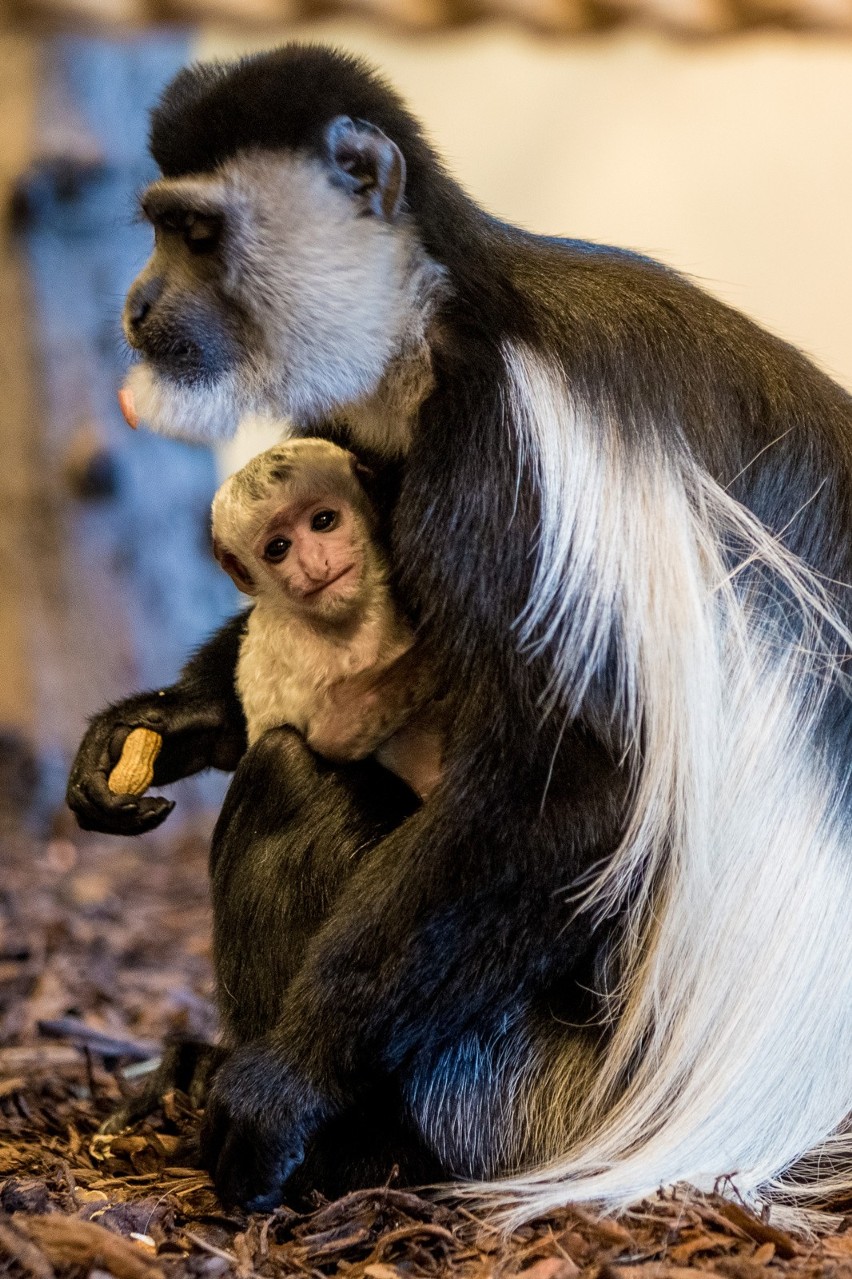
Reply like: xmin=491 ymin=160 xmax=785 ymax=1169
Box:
xmin=1 ymin=746 xmax=852 ymax=1277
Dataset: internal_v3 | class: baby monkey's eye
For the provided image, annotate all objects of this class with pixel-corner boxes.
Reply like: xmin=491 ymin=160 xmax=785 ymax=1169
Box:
xmin=264 ymin=537 xmax=291 ymax=563
xmin=311 ymin=509 xmax=338 ymax=532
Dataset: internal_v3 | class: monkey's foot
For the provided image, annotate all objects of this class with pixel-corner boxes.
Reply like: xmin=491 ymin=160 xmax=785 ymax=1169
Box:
xmin=201 ymin=1042 xmax=326 ymax=1213
xmin=101 ymin=1039 xmax=227 ymax=1134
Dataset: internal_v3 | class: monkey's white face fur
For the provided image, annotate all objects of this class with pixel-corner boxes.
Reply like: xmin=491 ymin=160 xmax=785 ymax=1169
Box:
xmin=124 ymin=151 xmax=443 ymax=452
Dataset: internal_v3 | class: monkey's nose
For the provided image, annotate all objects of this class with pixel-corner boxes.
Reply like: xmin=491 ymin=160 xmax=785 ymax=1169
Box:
xmin=124 ymin=276 xmax=164 ymax=344
xmin=294 ymin=563 xmax=333 ymax=595
xmin=298 ymin=575 xmax=330 ymax=595
xmin=298 ymin=555 xmax=331 ymax=584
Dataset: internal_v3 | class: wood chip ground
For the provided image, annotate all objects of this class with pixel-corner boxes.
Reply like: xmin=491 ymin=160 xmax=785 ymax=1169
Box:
xmin=2 ymin=758 xmax=852 ymax=1279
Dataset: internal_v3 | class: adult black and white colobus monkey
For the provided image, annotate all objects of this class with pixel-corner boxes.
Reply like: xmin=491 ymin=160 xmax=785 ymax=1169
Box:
xmin=68 ymin=44 xmax=852 ymax=1223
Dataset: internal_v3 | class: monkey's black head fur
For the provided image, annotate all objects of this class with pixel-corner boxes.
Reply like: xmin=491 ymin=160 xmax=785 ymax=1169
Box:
xmin=153 ymin=48 xmax=409 ymax=173
xmin=152 ymin=47 xmax=463 ymax=213
xmin=148 ymin=44 xmax=513 ymax=311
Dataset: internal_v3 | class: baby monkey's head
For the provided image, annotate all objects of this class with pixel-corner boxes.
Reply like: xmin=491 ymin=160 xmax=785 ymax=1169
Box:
xmin=212 ymin=438 xmax=383 ymax=623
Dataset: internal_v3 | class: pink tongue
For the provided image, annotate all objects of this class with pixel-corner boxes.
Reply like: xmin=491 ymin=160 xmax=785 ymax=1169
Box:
xmin=118 ymin=386 xmax=139 ymax=429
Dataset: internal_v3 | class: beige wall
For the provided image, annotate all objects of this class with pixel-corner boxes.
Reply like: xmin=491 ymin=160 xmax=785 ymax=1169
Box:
xmin=199 ymin=23 xmax=852 ymax=468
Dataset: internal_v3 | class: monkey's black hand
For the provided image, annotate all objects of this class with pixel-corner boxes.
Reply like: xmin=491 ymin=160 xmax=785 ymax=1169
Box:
xmin=201 ymin=1042 xmax=327 ymax=1212
xmin=67 ymin=615 xmax=248 ymax=836
xmin=67 ymin=689 xmax=228 ymax=835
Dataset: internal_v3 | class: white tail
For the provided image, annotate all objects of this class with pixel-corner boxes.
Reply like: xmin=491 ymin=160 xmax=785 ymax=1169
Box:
xmin=479 ymin=343 xmax=852 ymax=1227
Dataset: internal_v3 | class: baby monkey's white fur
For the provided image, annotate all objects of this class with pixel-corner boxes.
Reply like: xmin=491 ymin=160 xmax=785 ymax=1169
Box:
xmin=212 ymin=438 xmax=441 ymax=798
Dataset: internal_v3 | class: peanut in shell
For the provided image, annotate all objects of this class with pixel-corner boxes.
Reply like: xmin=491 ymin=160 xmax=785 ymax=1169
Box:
xmin=108 ymin=727 xmax=163 ymax=796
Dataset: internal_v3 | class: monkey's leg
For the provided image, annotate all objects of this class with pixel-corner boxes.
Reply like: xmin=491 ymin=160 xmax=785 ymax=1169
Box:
xmin=201 ymin=726 xmax=625 ymax=1210
xmin=105 ymin=1045 xmax=444 ymax=1194
xmin=403 ymin=993 xmax=607 ymax=1181
xmin=105 ymin=727 xmax=418 ymax=1153
xmin=210 ymin=727 xmax=427 ymax=1201
xmin=210 ymin=725 xmax=420 ymax=1044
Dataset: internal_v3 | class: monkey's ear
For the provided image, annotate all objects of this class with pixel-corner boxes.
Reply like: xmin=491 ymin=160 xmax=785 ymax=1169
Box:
xmin=349 ymin=453 xmax=376 ymax=487
xmin=214 ymin=540 xmax=258 ymax=596
xmin=324 ymin=116 xmax=406 ymax=222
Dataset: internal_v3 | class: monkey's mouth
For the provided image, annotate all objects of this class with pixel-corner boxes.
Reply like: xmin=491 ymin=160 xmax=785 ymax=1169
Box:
xmin=303 ymin=565 xmax=357 ymax=599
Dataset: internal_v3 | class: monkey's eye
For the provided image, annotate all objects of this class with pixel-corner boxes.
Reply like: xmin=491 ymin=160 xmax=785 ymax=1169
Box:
xmin=311 ymin=510 xmax=338 ymax=532
xmin=264 ymin=537 xmax=291 ymax=563
xmin=156 ymin=210 xmax=183 ymax=233
xmin=183 ymin=213 xmax=222 ymax=255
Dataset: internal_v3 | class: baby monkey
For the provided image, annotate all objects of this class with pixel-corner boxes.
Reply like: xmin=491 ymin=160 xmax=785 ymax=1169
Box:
xmin=212 ymin=438 xmax=441 ymax=800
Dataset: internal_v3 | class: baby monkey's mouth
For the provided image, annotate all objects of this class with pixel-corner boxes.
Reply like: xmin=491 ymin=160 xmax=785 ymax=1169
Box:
xmin=303 ymin=564 xmax=357 ymax=599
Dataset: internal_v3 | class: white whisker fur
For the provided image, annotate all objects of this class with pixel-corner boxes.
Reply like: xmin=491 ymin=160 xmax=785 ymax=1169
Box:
xmin=465 ymin=341 xmax=852 ymax=1227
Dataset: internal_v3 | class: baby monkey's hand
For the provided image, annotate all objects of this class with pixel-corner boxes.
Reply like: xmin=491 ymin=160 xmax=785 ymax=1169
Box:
xmin=307 ymin=644 xmax=434 ymax=763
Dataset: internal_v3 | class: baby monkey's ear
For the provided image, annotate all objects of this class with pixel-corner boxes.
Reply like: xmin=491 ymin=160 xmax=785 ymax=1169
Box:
xmin=213 ymin=539 xmax=258 ymax=596
xmin=349 ymin=453 xmax=376 ymax=488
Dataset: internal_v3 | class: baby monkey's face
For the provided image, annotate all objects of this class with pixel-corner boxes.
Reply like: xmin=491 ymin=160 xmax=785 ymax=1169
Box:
xmin=252 ymin=491 xmax=367 ymax=618
xmin=212 ymin=439 xmax=382 ymax=623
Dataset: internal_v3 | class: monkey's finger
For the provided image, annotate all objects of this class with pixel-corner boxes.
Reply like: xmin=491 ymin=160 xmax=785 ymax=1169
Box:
xmin=67 ymin=770 xmax=175 ymax=835
xmin=120 ymin=794 xmax=176 ymax=833
xmin=74 ymin=792 xmax=175 ymax=836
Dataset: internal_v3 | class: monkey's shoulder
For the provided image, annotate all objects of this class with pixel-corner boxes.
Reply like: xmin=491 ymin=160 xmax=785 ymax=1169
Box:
xmin=492 ymin=225 xmax=852 ymax=424
xmin=497 ymin=226 xmax=725 ymax=332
